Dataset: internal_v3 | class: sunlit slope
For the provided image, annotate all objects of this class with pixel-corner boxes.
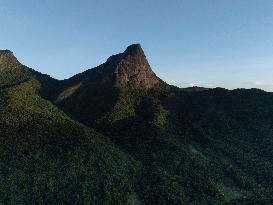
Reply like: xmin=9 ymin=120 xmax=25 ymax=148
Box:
xmin=0 ymin=79 xmax=140 ymax=205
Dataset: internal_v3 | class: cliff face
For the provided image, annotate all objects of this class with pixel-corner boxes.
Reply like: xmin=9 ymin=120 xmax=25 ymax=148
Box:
xmin=110 ymin=44 xmax=160 ymax=89
xmin=0 ymin=50 xmax=22 ymax=71
xmin=0 ymin=50 xmax=33 ymax=88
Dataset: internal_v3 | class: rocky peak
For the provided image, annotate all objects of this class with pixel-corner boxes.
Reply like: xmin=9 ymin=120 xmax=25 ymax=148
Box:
xmin=0 ymin=50 xmax=33 ymax=88
xmin=0 ymin=50 xmax=22 ymax=71
xmin=109 ymin=44 xmax=160 ymax=89
xmin=123 ymin=44 xmax=144 ymax=56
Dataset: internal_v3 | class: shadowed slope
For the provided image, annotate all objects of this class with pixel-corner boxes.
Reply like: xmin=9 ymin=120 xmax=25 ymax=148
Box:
xmin=0 ymin=74 xmax=140 ymax=205
xmin=54 ymin=44 xmax=167 ymax=127
xmin=1 ymin=45 xmax=273 ymax=204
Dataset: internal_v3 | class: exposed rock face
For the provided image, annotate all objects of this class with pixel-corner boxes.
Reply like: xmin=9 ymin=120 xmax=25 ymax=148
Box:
xmin=0 ymin=50 xmax=22 ymax=71
xmin=106 ymin=44 xmax=160 ymax=89
xmin=0 ymin=50 xmax=33 ymax=88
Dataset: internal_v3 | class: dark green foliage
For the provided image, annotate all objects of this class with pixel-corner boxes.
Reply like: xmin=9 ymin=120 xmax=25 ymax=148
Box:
xmin=78 ymin=86 xmax=273 ymax=204
xmin=1 ymin=47 xmax=273 ymax=204
xmin=0 ymin=80 xmax=140 ymax=204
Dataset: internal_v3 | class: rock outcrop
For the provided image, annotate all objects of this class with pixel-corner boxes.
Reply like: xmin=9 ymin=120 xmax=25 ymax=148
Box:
xmin=107 ymin=44 xmax=160 ymax=89
xmin=0 ymin=50 xmax=34 ymax=88
xmin=0 ymin=50 xmax=22 ymax=71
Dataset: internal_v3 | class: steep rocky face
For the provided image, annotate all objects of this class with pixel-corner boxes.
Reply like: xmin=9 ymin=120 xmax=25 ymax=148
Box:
xmin=0 ymin=50 xmax=33 ymax=88
xmin=0 ymin=50 xmax=22 ymax=71
xmin=109 ymin=44 xmax=160 ymax=89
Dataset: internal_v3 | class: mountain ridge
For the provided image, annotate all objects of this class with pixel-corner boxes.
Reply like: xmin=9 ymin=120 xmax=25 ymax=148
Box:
xmin=61 ymin=44 xmax=163 ymax=90
xmin=1 ymin=44 xmax=273 ymax=204
xmin=1 ymin=45 xmax=270 ymax=93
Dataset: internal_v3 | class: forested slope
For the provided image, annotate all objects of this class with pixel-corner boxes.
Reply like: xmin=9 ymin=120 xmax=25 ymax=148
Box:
xmin=1 ymin=46 xmax=273 ymax=204
xmin=0 ymin=54 xmax=140 ymax=204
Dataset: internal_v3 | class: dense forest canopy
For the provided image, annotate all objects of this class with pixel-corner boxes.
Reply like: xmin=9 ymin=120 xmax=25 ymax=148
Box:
xmin=0 ymin=46 xmax=273 ymax=204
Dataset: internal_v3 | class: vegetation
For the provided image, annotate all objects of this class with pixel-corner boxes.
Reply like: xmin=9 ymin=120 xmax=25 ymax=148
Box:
xmin=1 ymin=47 xmax=273 ymax=204
xmin=61 ymin=83 xmax=273 ymax=204
xmin=0 ymin=80 xmax=140 ymax=204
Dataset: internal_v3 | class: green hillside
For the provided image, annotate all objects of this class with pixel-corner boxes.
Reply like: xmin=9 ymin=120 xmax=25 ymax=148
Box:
xmin=0 ymin=79 xmax=140 ymax=204
xmin=1 ymin=45 xmax=273 ymax=204
xmin=99 ymin=87 xmax=273 ymax=204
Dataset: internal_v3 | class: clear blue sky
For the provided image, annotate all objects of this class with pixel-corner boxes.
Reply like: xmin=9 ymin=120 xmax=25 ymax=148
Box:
xmin=1 ymin=0 xmax=273 ymax=91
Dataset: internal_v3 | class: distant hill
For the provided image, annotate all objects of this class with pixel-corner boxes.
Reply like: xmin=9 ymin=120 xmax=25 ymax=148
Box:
xmin=1 ymin=45 xmax=273 ymax=204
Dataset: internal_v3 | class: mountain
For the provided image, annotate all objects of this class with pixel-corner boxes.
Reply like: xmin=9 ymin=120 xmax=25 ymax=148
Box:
xmin=0 ymin=50 xmax=139 ymax=204
xmin=1 ymin=45 xmax=273 ymax=204
xmin=0 ymin=49 xmax=59 ymax=98
xmin=0 ymin=50 xmax=32 ymax=88
xmin=58 ymin=44 xmax=161 ymax=91
xmin=52 ymin=44 xmax=167 ymax=127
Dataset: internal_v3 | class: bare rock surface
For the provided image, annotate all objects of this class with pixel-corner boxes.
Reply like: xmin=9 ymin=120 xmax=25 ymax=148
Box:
xmin=108 ymin=44 xmax=160 ymax=89
xmin=0 ymin=50 xmax=22 ymax=71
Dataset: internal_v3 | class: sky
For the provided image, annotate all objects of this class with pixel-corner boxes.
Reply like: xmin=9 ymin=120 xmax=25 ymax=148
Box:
xmin=1 ymin=0 xmax=273 ymax=91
